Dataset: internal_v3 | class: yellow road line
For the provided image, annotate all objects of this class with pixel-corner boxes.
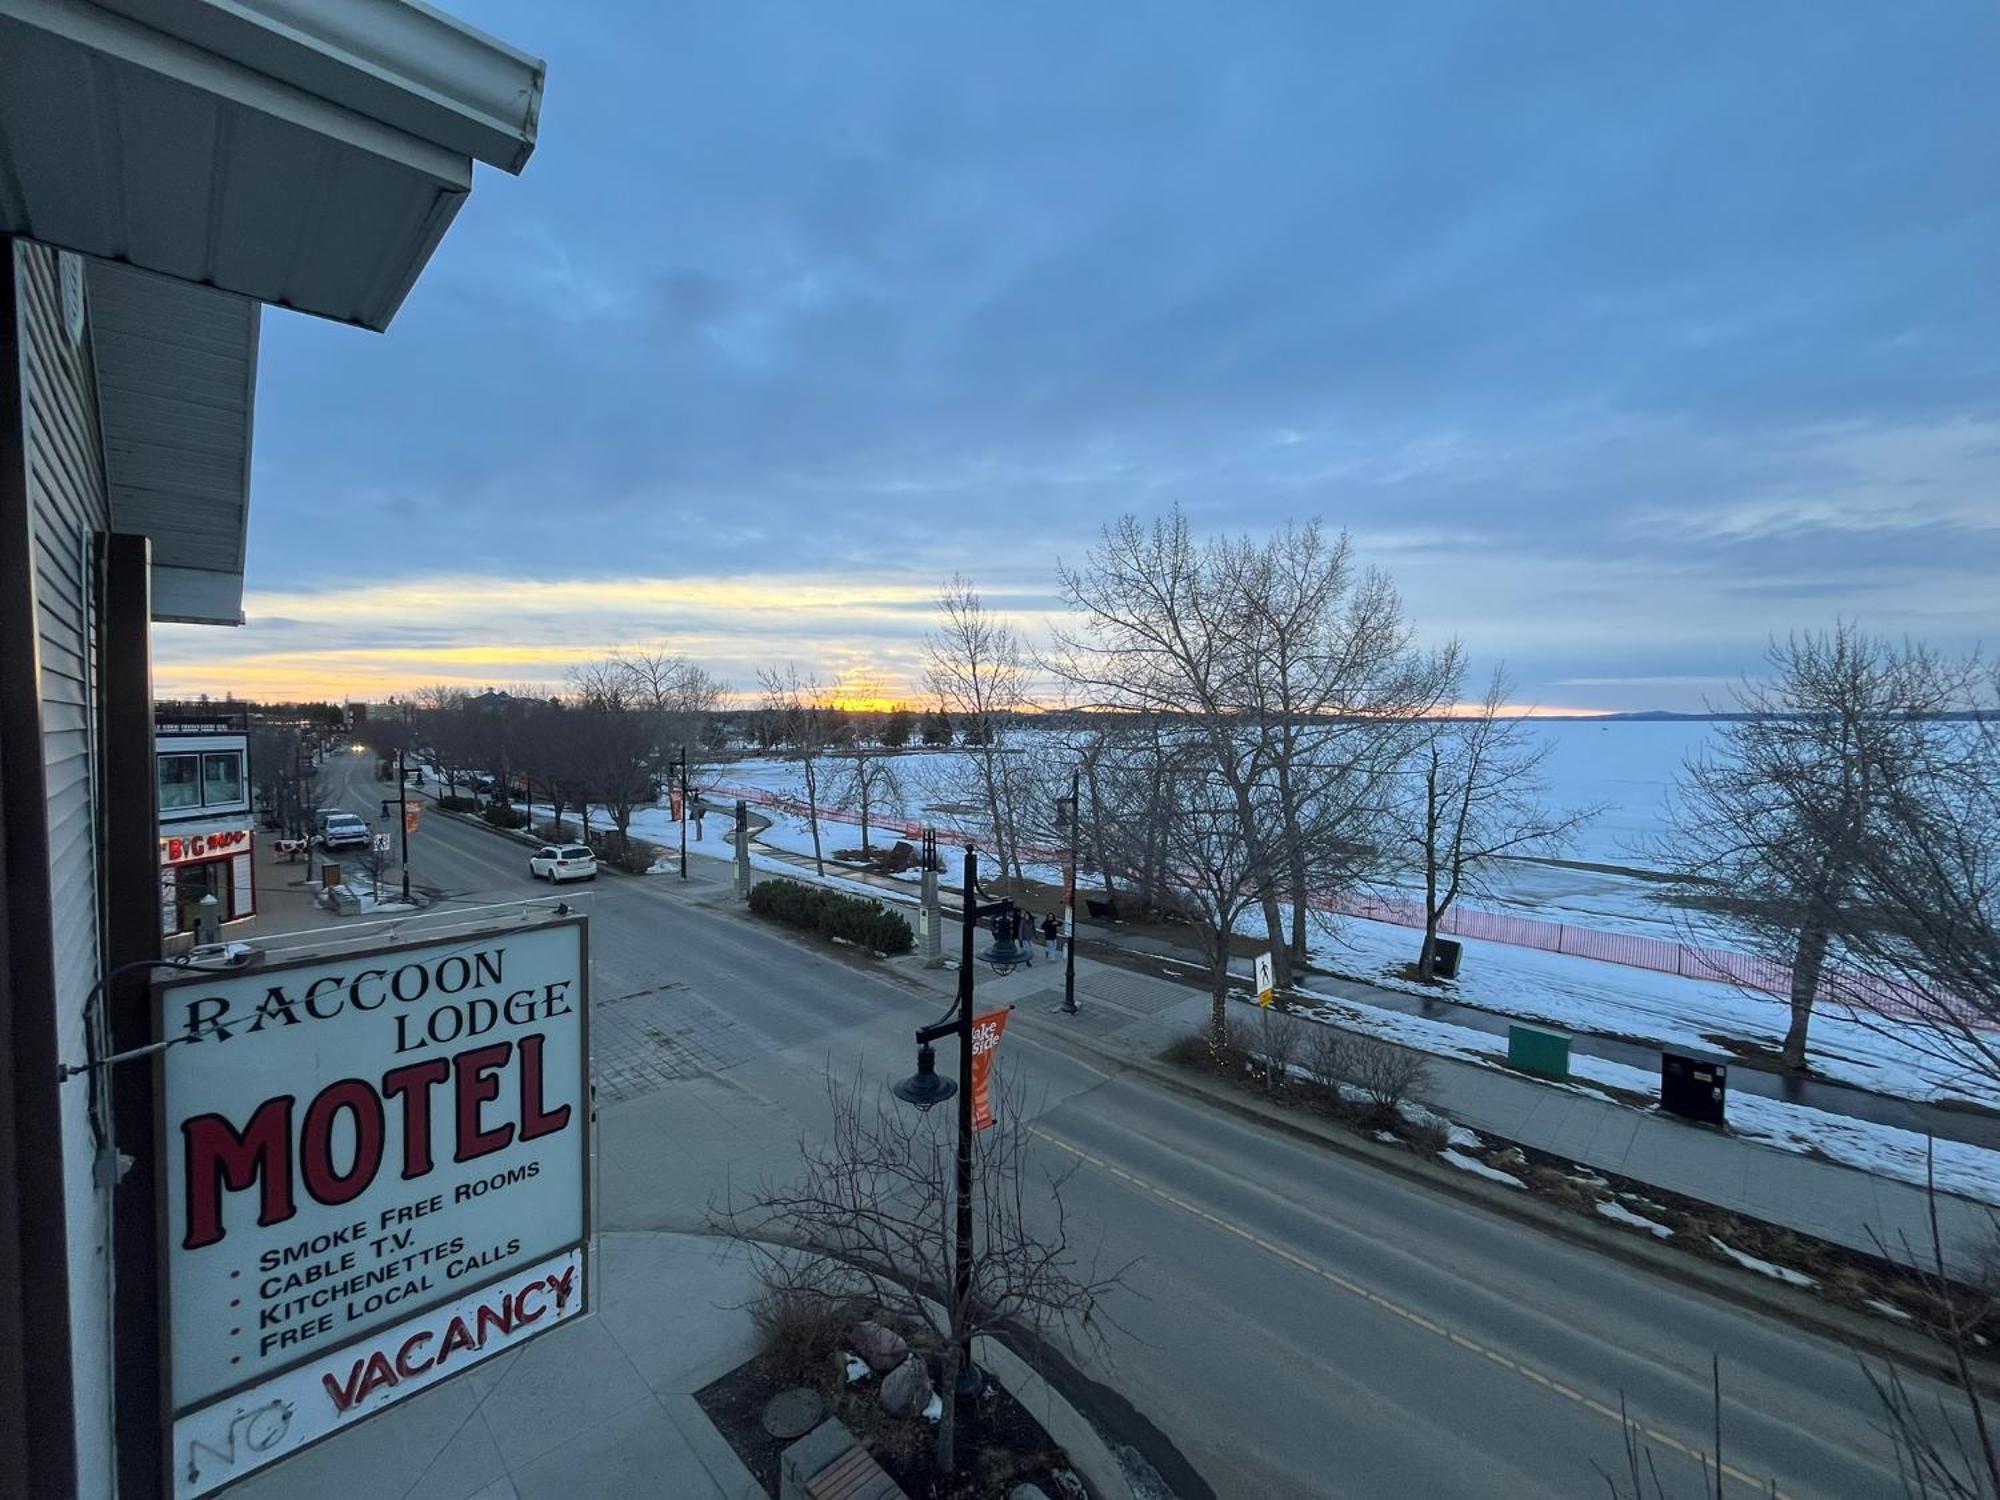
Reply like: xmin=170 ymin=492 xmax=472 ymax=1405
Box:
xmin=1031 ymin=1125 xmax=1789 ymax=1499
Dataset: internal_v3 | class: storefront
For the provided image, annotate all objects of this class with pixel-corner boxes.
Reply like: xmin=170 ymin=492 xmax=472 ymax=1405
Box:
xmin=156 ymin=826 xmax=254 ymax=937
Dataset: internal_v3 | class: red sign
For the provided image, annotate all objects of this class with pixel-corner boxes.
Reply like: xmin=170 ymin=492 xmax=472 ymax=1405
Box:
xmin=160 ymin=828 xmax=251 ymax=866
xmin=404 ymin=802 xmax=422 ymax=834
xmin=970 ymin=1008 xmax=1011 ymax=1132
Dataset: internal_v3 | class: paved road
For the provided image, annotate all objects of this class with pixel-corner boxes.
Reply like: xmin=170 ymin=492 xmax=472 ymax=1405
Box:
xmin=311 ymin=756 xmax=1964 ymax=1499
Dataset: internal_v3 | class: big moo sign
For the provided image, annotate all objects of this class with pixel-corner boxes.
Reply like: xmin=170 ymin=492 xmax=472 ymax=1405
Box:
xmin=156 ymin=917 xmax=590 ymax=1497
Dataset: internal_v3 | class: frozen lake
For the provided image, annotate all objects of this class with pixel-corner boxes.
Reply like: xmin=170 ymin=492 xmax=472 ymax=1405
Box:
xmin=1525 ymin=718 xmax=1716 ymax=867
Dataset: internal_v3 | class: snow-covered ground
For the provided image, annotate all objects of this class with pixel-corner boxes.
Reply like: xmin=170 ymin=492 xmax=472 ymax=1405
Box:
xmin=1285 ymin=987 xmax=2000 ymax=1207
xmin=714 ymin=772 xmax=1991 ymax=1109
xmin=1311 ymin=918 xmax=1997 ymax=1108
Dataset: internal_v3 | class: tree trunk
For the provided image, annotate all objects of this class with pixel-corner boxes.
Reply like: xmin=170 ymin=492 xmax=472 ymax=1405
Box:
xmin=1783 ymin=924 xmax=1829 ymax=1071
xmin=1209 ymin=948 xmax=1232 ymax=1057
xmin=934 ymin=1345 xmax=960 ymax=1476
xmin=860 ymin=788 xmax=871 ymax=854
xmin=1417 ymin=916 xmax=1440 ymax=982
xmin=804 ymin=760 xmax=825 ymax=876
xmin=1084 ymin=761 xmax=1116 ymax=900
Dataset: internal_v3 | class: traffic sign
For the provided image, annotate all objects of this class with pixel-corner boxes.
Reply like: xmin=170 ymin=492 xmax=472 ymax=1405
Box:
xmin=1255 ymin=951 xmax=1275 ymax=1007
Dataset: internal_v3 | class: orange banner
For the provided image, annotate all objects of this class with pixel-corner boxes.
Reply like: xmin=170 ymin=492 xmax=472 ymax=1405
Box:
xmin=971 ymin=1008 xmax=1011 ymax=1131
xmin=404 ymin=803 xmax=422 ymax=834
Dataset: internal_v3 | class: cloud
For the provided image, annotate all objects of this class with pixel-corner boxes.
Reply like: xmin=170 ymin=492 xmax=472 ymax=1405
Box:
xmin=205 ymin=0 xmax=2000 ymax=714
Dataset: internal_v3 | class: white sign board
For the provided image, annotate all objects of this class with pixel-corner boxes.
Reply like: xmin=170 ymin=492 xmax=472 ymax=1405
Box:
xmin=156 ymin=918 xmax=590 ymax=1496
xmin=1254 ymin=951 xmax=1275 ymax=1006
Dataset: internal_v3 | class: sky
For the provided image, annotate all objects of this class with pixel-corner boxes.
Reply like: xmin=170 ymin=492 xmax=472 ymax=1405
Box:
xmin=152 ymin=1 xmax=2000 ymax=713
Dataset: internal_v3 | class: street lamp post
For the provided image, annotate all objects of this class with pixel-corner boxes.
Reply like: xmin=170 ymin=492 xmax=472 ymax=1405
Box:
xmin=892 ymin=846 xmax=1012 ymax=1466
xmin=678 ymin=744 xmax=689 ymax=881
xmin=1058 ymin=769 xmax=1080 ymax=1015
xmin=379 ymin=747 xmax=413 ymax=902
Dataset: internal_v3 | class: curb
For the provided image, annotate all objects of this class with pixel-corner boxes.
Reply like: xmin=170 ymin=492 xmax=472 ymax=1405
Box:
xmin=983 ymin=1337 xmax=1135 ymax=1500
xmin=1072 ymin=1038 xmax=2000 ymax=1396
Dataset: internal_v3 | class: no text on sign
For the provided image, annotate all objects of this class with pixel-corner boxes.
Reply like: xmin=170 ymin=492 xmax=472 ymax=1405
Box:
xmin=1255 ymin=951 xmax=1275 ymax=1007
xmin=155 ymin=916 xmax=591 ymax=1497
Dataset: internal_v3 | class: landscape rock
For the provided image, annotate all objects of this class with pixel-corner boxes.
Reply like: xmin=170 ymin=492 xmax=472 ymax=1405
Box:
xmin=879 ymin=1354 xmax=933 ymax=1417
xmin=849 ymin=1319 xmax=909 ymax=1373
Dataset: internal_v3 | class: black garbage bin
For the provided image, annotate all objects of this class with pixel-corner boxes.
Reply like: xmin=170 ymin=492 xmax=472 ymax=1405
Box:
xmin=1660 ymin=1051 xmax=1727 ymax=1126
xmin=1430 ymin=937 xmax=1463 ymax=980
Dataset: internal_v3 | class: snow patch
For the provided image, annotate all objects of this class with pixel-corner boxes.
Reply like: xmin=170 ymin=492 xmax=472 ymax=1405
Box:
xmin=1708 ymin=1237 xmax=1817 ymax=1288
xmin=1440 ymin=1149 xmax=1527 ymax=1189
xmin=1596 ymin=1200 xmax=1674 ymax=1238
xmin=1865 ymin=1299 xmax=1914 ymax=1322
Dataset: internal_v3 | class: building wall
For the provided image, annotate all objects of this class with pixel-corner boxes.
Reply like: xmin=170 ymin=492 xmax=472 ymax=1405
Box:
xmin=16 ymin=238 xmax=112 ymax=1497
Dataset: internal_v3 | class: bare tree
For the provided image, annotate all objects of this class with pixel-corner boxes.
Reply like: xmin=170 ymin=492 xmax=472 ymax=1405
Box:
xmin=1099 ymin=726 xmax=1275 ymax=1052
xmin=612 ymin=643 xmax=725 ymax=780
xmin=1220 ymin=521 xmax=1449 ymax=968
xmin=924 ymin=575 xmax=1031 ymax=885
xmin=711 ymin=1068 xmax=1128 ymax=1478
xmin=411 ymin=684 xmax=475 ymax=798
xmin=1050 ymin=510 xmax=1297 ymax=984
xmin=1407 ymin=665 xmax=1600 ymax=982
xmin=1810 ymin=663 xmax=1998 ymax=1089
xmin=1656 ymin=627 xmax=1974 ymax=1071
xmin=829 ymin=747 xmax=907 ymax=855
xmin=760 ymin=664 xmax=839 ymax=876
xmin=514 ymin=697 xmax=584 ymax=837
xmin=567 ymin=659 xmax=656 ymax=848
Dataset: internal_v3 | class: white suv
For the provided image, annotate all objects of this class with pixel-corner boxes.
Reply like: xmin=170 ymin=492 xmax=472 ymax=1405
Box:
xmin=529 ymin=844 xmax=597 ymax=882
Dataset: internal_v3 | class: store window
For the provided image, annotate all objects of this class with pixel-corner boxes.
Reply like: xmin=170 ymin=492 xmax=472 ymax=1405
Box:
xmin=159 ymin=753 xmax=201 ymax=810
xmin=203 ymin=751 xmax=244 ymax=805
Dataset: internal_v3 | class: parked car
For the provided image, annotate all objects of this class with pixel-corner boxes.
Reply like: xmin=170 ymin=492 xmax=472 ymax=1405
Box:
xmin=317 ymin=812 xmax=371 ymax=851
xmin=529 ymin=844 xmax=597 ymax=882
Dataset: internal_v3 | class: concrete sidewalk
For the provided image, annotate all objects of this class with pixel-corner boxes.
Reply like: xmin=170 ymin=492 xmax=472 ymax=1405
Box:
xmin=894 ymin=946 xmax=2000 ymax=1278
xmin=230 ymin=1232 xmax=765 ymax=1500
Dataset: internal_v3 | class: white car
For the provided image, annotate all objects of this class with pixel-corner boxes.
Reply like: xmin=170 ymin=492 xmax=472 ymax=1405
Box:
xmin=529 ymin=844 xmax=596 ymax=882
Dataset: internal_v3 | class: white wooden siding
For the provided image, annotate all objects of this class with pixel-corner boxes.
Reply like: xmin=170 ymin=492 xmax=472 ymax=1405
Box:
xmin=15 ymin=238 xmax=113 ymax=1500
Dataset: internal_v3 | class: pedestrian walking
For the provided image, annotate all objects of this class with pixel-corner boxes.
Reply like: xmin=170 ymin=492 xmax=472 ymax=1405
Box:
xmin=1041 ymin=911 xmax=1060 ymax=960
xmin=1016 ymin=906 xmax=1034 ymax=964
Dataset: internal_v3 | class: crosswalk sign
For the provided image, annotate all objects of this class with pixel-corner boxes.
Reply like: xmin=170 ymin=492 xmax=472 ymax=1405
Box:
xmin=1255 ymin=951 xmax=1275 ymax=1007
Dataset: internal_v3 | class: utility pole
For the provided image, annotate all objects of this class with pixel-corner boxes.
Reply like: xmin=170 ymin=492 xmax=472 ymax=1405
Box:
xmin=398 ymin=746 xmax=411 ymax=902
xmin=678 ymin=743 xmax=689 ymax=880
xmin=1063 ymin=767 xmax=1080 ymax=1015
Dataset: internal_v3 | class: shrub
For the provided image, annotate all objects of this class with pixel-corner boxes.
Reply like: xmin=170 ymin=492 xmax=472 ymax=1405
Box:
xmin=1348 ymin=1035 xmax=1433 ymax=1120
xmin=481 ymin=802 xmax=528 ymax=829
xmin=605 ymin=842 xmax=657 ymax=874
xmin=1303 ymin=1025 xmax=1354 ymax=1097
xmin=747 ymin=879 xmax=914 ymax=956
xmin=1405 ymin=1121 xmax=1450 ymax=1159
xmin=437 ymin=795 xmax=481 ymax=813
xmin=749 ymin=1285 xmax=848 ymax=1388
xmin=535 ymin=821 xmax=575 ymax=843
xmin=1257 ymin=1011 xmax=1302 ymax=1089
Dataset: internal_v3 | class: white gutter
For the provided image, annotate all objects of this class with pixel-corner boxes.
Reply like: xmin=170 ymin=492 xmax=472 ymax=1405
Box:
xmin=90 ymin=0 xmax=544 ymax=173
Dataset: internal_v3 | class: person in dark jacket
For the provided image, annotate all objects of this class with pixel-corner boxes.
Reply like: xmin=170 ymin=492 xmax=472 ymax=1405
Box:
xmin=1040 ymin=910 xmax=1061 ymax=960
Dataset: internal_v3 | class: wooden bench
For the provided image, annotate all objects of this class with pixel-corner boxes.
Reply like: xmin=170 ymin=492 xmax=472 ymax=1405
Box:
xmin=781 ymin=1418 xmax=908 ymax=1500
xmin=805 ymin=1444 xmax=902 ymax=1500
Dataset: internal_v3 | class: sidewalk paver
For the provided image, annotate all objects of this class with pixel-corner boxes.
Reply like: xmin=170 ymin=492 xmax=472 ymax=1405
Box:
xmin=227 ymin=1232 xmax=764 ymax=1500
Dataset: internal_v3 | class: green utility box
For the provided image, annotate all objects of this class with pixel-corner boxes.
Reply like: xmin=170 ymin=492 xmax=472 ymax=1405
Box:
xmin=1509 ymin=1022 xmax=1572 ymax=1081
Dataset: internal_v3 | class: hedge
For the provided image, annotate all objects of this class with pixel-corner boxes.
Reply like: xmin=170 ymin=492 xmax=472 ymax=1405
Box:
xmin=436 ymin=795 xmax=482 ymax=813
xmin=481 ymin=803 xmax=529 ymax=829
xmin=747 ymin=879 xmax=913 ymax=956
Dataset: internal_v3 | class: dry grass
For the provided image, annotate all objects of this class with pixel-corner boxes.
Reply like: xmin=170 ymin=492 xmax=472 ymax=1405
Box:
xmin=748 ymin=1285 xmax=850 ymax=1388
